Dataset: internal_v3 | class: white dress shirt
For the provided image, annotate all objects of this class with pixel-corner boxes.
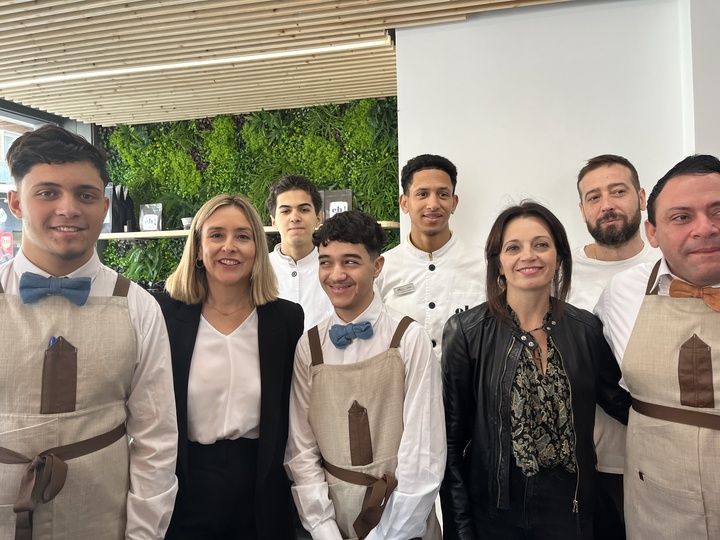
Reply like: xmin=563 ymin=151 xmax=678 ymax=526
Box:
xmin=376 ymin=234 xmax=485 ymax=358
xmin=187 ymin=310 xmax=261 ymax=443
xmin=596 ymin=258 xmax=677 ymax=375
xmin=270 ymin=244 xmax=333 ymax=332
xmin=595 ymin=258 xmax=720 ymax=473
xmin=285 ymin=293 xmax=446 ymax=540
xmin=0 ymin=249 xmax=179 ymax=540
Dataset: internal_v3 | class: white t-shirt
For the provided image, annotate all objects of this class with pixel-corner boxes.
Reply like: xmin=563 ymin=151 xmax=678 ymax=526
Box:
xmin=568 ymin=242 xmax=659 ymax=474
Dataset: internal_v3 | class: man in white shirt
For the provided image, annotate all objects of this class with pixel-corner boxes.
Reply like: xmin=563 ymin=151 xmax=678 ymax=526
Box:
xmin=376 ymin=154 xmax=484 ymax=358
xmin=286 ymin=210 xmax=445 ymax=540
xmin=267 ymin=175 xmax=333 ymax=331
xmin=596 ymin=154 xmax=720 ymax=539
xmin=0 ymin=125 xmax=178 ymax=539
xmin=568 ymin=154 xmax=658 ymax=539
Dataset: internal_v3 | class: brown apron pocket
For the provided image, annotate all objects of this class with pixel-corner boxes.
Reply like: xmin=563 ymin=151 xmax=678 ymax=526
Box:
xmin=348 ymin=400 xmax=372 ymax=466
xmin=41 ymin=336 xmax=78 ymax=414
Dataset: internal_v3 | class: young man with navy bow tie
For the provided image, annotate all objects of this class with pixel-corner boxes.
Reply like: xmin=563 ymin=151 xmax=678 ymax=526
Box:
xmin=0 ymin=125 xmax=178 ymax=539
xmin=285 ymin=210 xmax=445 ymax=540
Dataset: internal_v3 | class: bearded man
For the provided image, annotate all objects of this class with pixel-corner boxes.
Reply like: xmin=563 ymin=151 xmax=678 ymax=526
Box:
xmin=568 ymin=154 xmax=658 ymax=539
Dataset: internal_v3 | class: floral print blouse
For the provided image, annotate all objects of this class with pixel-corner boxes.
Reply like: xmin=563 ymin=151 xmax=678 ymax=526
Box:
xmin=509 ymin=309 xmax=577 ymax=476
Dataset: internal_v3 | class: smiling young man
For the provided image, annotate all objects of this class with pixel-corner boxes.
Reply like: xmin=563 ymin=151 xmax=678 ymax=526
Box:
xmin=285 ymin=210 xmax=444 ymax=540
xmin=569 ymin=154 xmax=659 ymax=540
xmin=596 ymin=154 xmax=720 ymax=539
xmin=0 ymin=125 xmax=178 ymax=539
xmin=376 ymin=154 xmax=485 ymax=358
xmin=267 ymin=175 xmax=332 ymax=331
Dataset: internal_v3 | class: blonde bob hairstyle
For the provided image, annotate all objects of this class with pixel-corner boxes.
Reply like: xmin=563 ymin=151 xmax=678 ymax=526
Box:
xmin=164 ymin=193 xmax=279 ymax=306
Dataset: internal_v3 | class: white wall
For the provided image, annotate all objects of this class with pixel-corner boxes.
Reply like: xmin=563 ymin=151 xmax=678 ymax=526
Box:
xmin=395 ymin=0 xmax=717 ymax=250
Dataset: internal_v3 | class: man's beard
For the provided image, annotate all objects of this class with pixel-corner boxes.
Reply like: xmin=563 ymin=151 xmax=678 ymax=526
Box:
xmin=587 ymin=209 xmax=641 ymax=247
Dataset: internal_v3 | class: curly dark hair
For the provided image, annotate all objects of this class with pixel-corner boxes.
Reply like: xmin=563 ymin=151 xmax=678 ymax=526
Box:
xmin=400 ymin=154 xmax=457 ymax=195
xmin=6 ymin=124 xmax=110 ymax=186
xmin=312 ymin=210 xmax=386 ymax=258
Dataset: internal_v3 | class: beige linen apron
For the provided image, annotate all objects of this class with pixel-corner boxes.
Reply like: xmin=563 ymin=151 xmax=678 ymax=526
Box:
xmin=0 ymin=277 xmax=136 ymax=540
xmin=307 ymin=317 xmax=441 ymax=540
xmin=623 ymin=263 xmax=720 ymax=539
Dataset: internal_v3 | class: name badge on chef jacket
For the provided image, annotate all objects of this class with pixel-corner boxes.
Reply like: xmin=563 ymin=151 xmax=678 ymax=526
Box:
xmin=393 ymin=283 xmax=415 ymax=296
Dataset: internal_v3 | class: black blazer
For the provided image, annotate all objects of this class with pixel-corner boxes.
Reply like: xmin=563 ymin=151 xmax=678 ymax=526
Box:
xmin=154 ymin=293 xmax=304 ymax=539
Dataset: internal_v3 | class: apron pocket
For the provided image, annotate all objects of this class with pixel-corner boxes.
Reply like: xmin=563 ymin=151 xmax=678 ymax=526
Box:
xmin=628 ymin=468 xmax=707 ymax=538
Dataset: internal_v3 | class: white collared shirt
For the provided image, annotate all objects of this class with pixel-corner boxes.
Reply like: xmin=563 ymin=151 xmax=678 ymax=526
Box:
xmin=0 ymin=249 xmax=179 ymax=539
xmin=270 ymin=244 xmax=333 ymax=332
xmin=285 ymin=293 xmax=446 ymax=540
xmin=376 ymin=234 xmax=485 ymax=358
xmin=595 ymin=258 xmax=720 ymax=371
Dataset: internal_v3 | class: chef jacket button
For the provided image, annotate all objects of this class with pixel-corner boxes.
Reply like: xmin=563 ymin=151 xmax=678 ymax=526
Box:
xmin=291 ymin=271 xmax=297 ymax=277
xmin=432 ymin=340 xmax=437 ymax=347
xmin=429 ymin=264 xmax=436 ymax=271
xmin=528 ymin=342 xmax=535 ymax=347
xmin=521 ymin=335 xmax=527 ymax=341
xmin=429 ymin=302 xmax=436 ymax=309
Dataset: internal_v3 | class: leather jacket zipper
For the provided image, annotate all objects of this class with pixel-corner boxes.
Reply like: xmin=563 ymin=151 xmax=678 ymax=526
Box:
xmin=553 ymin=337 xmax=580 ymax=515
xmin=496 ymin=336 xmax=515 ymax=508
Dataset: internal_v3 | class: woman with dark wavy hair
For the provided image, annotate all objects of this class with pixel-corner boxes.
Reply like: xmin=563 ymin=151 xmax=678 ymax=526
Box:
xmin=441 ymin=201 xmax=630 ymax=539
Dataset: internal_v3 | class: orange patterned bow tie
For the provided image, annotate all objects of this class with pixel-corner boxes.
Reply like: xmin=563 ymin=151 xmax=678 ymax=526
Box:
xmin=669 ymin=279 xmax=720 ymax=312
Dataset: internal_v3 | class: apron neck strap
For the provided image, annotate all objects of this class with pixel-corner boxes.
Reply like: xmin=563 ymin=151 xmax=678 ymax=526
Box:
xmin=645 ymin=259 xmax=663 ymax=296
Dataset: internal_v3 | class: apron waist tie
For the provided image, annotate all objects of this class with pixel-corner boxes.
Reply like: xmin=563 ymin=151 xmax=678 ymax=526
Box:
xmin=0 ymin=423 xmax=126 ymax=540
xmin=322 ymin=458 xmax=398 ymax=540
xmin=633 ymin=398 xmax=720 ymax=430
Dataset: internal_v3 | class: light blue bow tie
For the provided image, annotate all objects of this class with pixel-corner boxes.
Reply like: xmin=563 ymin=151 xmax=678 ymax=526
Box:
xmin=19 ymin=272 xmax=92 ymax=306
xmin=329 ymin=321 xmax=373 ymax=350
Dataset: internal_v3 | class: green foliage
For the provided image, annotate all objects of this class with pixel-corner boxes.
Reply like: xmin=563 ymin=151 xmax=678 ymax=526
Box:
xmin=103 ymin=238 xmax=184 ymax=290
xmin=101 ymin=97 xmax=399 ymax=284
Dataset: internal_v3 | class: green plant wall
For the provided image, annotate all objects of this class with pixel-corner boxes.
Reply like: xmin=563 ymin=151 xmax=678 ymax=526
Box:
xmin=97 ymin=98 xmax=400 ymax=283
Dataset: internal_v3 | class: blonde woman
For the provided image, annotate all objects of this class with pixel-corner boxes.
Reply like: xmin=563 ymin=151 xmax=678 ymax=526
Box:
xmin=155 ymin=194 xmax=304 ymax=539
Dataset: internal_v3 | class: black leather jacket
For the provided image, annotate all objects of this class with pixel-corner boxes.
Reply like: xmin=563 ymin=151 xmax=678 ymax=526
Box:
xmin=440 ymin=301 xmax=630 ymax=539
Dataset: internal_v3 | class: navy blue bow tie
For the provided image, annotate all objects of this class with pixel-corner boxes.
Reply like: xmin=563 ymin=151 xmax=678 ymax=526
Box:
xmin=19 ymin=272 xmax=92 ymax=306
xmin=329 ymin=321 xmax=374 ymax=350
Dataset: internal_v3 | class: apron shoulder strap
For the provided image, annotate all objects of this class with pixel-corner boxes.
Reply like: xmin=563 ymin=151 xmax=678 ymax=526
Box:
xmin=309 ymin=325 xmax=324 ymax=366
xmin=645 ymin=259 xmax=663 ymax=296
xmin=112 ymin=275 xmax=131 ymax=297
xmin=389 ymin=316 xmax=414 ymax=349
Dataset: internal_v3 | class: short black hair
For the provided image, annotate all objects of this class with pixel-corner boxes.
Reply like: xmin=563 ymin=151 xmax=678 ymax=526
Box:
xmin=400 ymin=154 xmax=457 ymax=195
xmin=577 ymin=154 xmax=640 ymax=198
xmin=313 ymin=210 xmax=386 ymax=258
xmin=6 ymin=124 xmax=110 ymax=186
xmin=266 ymin=175 xmax=323 ymax=216
xmin=647 ymin=154 xmax=720 ymax=226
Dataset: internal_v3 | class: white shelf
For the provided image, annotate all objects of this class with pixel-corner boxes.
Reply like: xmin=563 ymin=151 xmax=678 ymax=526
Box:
xmin=98 ymin=221 xmax=399 ymax=241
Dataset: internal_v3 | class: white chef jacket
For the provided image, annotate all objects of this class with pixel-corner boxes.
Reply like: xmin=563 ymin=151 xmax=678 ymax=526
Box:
xmin=569 ymin=242 xmax=659 ymax=474
xmin=270 ymin=244 xmax=333 ymax=332
xmin=594 ymin=258 xmax=720 ymax=473
xmin=376 ymin=234 xmax=485 ymax=358
xmin=285 ymin=293 xmax=446 ymax=540
xmin=0 ymin=249 xmax=179 ymax=539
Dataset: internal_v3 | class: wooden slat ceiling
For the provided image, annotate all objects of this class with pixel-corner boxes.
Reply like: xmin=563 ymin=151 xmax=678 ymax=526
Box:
xmin=0 ymin=0 xmax=569 ymax=126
